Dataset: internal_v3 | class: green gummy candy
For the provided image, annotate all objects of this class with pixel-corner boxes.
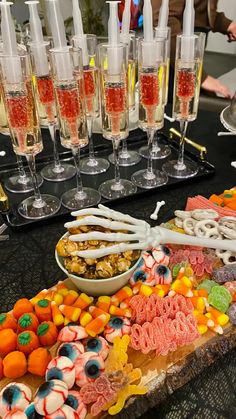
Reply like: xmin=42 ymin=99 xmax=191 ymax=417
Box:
xmin=172 ymin=264 xmax=181 ymax=278
xmin=197 ymin=279 xmax=217 ymax=295
xmin=208 ymin=285 xmax=232 ymax=313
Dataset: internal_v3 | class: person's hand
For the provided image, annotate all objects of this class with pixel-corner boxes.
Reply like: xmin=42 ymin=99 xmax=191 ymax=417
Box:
xmin=227 ymin=21 xmax=236 ymax=41
xmin=201 ymin=75 xmax=232 ymax=99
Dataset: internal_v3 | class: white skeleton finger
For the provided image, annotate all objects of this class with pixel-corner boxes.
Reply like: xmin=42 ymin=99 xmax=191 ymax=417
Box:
xmin=174 ymin=210 xmax=192 ymax=220
xmin=192 ymin=209 xmax=218 ymax=220
xmin=183 ymin=218 xmax=197 ymax=236
xmin=70 ymin=204 xmax=146 ymax=226
xmin=66 ymin=216 xmax=148 ymax=234
xmin=69 ymin=231 xmax=144 ymax=242
xmin=74 ymin=241 xmax=149 ymax=259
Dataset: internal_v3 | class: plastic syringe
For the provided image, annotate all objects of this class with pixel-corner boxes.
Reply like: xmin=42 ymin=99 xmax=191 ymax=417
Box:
xmin=25 ymin=1 xmax=49 ymax=77
xmin=155 ymin=0 xmax=169 ymax=38
xmin=181 ymin=0 xmax=195 ymax=62
xmin=142 ymin=0 xmax=157 ymax=67
xmin=120 ymin=0 xmax=131 ymax=45
xmin=47 ymin=0 xmax=73 ymax=80
xmin=107 ymin=1 xmax=122 ymax=76
xmin=0 ymin=1 xmax=22 ymax=84
xmin=72 ymin=0 xmax=89 ymax=67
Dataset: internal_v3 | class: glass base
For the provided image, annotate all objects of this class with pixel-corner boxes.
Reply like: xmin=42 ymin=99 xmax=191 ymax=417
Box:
xmin=131 ymin=169 xmax=168 ymax=189
xmin=162 ymin=160 xmax=198 ymax=179
xmin=4 ymin=173 xmax=43 ymax=194
xmin=18 ymin=194 xmax=61 ymax=219
xmin=108 ymin=150 xmax=141 ymax=166
xmin=61 ymin=187 xmax=101 ymax=210
xmin=41 ymin=162 xmax=76 ymax=182
xmin=80 ymin=157 xmax=110 ymax=175
xmin=139 ymin=144 xmax=171 ymax=160
xmin=98 ymin=179 xmax=137 ymax=200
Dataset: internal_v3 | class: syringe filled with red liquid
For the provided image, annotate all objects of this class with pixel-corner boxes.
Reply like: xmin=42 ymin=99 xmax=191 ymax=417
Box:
xmin=176 ymin=68 xmax=195 ymax=119
xmin=140 ymin=72 xmax=160 ymax=126
xmin=83 ymin=69 xmax=96 ymax=115
xmin=105 ymin=82 xmax=126 ymax=136
xmin=56 ymin=85 xmax=81 ymax=146
xmin=36 ymin=75 xmax=55 ymax=124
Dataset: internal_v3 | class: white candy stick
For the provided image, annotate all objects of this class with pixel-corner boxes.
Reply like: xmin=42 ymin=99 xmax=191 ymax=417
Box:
xmin=150 ymin=200 xmax=165 ymax=220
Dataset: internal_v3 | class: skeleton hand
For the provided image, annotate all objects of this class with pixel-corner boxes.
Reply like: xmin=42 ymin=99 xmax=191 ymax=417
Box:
xmin=65 ymin=204 xmax=236 ymax=259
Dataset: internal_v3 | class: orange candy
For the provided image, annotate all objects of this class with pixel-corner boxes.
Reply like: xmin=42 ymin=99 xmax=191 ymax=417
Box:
xmin=17 ymin=331 xmax=40 ymax=355
xmin=0 ymin=329 xmax=17 ymax=358
xmin=17 ymin=312 xmax=39 ymax=333
xmin=37 ymin=321 xmax=58 ymax=346
xmin=59 ymin=304 xmax=81 ymax=322
xmin=0 ymin=357 xmax=3 ymax=379
xmin=0 ymin=313 xmax=17 ymax=332
xmin=35 ymin=299 xmax=52 ymax=322
xmin=13 ymin=298 xmax=33 ymax=320
xmin=28 ymin=347 xmax=52 ymax=376
xmin=3 ymin=351 xmax=27 ymax=379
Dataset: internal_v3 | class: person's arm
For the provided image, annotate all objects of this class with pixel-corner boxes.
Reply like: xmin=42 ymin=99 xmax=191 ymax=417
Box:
xmin=212 ymin=11 xmax=232 ymax=35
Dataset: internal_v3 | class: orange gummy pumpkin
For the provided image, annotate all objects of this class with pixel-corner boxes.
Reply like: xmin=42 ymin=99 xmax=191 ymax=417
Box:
xmin=3 ymin=351 xmax=27 ymax=378
xmin=17 ymin=331 xmax=40 ymax=355
xmin=28 ymin=347 xmax=52 ymax=376
xmin=17 ymin=312 xmax=39 ymax=333
xmin=37 ymin=321 xmax=58 ymax=346
xmin=0 ymin=357 xmax=3 ymax=379
xmin=0 ymin=313 xmax=17 ymax=332
xmin=35 ymin=299 xmax=52 ymax=322
xmin=13 ymin=298 xmax=33 ymax=320
xmin=0 ymin=329 xmax=17 ymax=358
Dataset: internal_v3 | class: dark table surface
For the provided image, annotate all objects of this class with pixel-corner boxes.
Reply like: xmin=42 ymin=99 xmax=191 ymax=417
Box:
xmin=0 ymin=108 xmax=236 ymax=419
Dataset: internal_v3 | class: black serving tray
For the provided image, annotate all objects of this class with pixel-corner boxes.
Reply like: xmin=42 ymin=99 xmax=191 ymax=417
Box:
xmin=0 ymin=129 xmax=215 ymax=229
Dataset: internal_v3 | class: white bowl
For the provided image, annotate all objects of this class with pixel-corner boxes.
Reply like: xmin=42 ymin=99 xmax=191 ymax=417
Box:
xmin=55 ymin=235 xmax=141 ymax=296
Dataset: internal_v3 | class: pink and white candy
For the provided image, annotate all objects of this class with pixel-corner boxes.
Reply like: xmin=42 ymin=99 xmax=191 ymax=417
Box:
xmin=74 ymin=352 xmax=105 ymax=388
xmin=0 ymin=383 xmax=31 ymax=417
xmin=45 ymin=356 xmax=75 ymax=389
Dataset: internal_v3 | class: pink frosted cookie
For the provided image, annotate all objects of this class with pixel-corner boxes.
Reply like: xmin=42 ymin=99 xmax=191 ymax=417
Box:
xmin=46 ymin=356 xmax=75 ymax=389
xmin=75 ymin=352 xmax=105 ymax=387
xmin=0 ymin=383 xmax=31 ymax=417
xmin=34 ymin=380 xmax=68 ymax=416
xmin=83 ymin=336 xmax=109 ymax=360
xmin=65 ymin=390 xmax=87 ymax=419
xmin=58 ymin=326 xmax=88 ymax=343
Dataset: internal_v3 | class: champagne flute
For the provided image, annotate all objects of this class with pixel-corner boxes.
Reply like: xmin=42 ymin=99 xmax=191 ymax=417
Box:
xmin=28 ymin=30 xmax=76 ymax=182
xmin=139 ymin=27 xmax=171 ymax=160
xmin=72 ymin=34 xmax=110 ymax=175
xmin=163 ymin=32 xmax=206 ymax=178
xmin=0 ymin=50 xmax=61 ymax=219
xmin=109 ymin=32 xmax=141 ymax=167
xmin=98 ymin=42 xmax=137 ymax=199
xmin=50 ymin=46 xmax=101 ymax=209
xmin=132 ymin=37 xmax=168 ymax=189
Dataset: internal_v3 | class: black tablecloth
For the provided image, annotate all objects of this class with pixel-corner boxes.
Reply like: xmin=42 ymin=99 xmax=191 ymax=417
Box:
xmin=0 ymin=109 xmax=236 ymax=418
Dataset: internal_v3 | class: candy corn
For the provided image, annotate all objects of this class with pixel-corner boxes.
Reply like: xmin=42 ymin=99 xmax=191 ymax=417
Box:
xmin=111 ymin=287 xmax=133 ymax=306
xmin=79 ymin=311 xmax=92 ymax=327
xmin=190 ymin=296 xmax=205 ymax=312
xmin=132 ymin=282 xmax=142 ymax=295
xmin=197 ymin=324 xmax=208 ymax=335
xmin=85 ymin=314 xmax=110 ymax=337
xmin=89 ymin=306 xmax=108 ymax=318
xmin=109 ymin=305 xmax=131 ymax=318
xmin=205 ymin=313 xmax=223 ymax=335
xmin=51 ymin=301 xmax=64 ymax=326
xmin=97 ymin=296 xmax=111 ymax=312
xmin=73 ymin=293 xmax=93 ymax=309
xmin=52 ymin=293 xmax=64 ymax=306
xmin=193 ymin=311 xmax=214 ymax=328
xmin=139 ymin=284 xmax=153 ymax=297
xmin=63 ymin=290 xmax=79 ymax=306
xmin=207 ymin=307 xmax=229 ymax=326
xmin=59 ymin=305 xmax=81 ymax=322
xmin=57 ymin=288 xmax=69 ymax=297
xmin=171 ymin=280 xmax=193 ymax=298
xmin=120 ymin=297 xmax=132 ymax=309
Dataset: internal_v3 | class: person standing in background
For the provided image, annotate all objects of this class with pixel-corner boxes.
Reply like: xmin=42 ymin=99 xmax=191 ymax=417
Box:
xmin=135 ymin=0 xmax=236 ymax=99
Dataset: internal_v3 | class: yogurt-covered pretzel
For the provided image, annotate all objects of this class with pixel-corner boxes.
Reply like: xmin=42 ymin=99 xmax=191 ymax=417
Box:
xmin=215 ymin=249 xmax=236 ymax=265
xmin=65 ymin=204 xmax=236 ymax=259
xmin=194 ymin=220 xmax=222 ymax=239
xmin=174 ymin=210 xmax=192 ymax=220
xmin=191 ymin=209 xmax=218 ymax=221
xmin=218 ymin=217 xmax=236 ymax=240
xmin=183 ymin=218 xmax=197 ymax=236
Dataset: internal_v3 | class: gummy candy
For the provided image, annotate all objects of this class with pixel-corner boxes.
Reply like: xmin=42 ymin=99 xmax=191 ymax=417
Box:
xmin=104 ymin=317 xmax=131 ymax=343
xmin=0 ymin=383 xmax=31 ymax=417
xmin=108 ymin=385 xmax=147 ymax=416
xmin=105 ymin=335 xmax=130 ymax=373
xmin=45 ymin=356 xmax=75 ymax=389
xmin=212 ymin=264 xmax=236 ymax=284
xmin=75 ymin=351 xmax=105 ymax=387
xmin=227 ymin=303 xmax=236 ymax=325
xmin=83 ymin=337 xmax=109 ymax=360
xmin=208 ymin=286 xmax=232 ymax=313
xmin=197 ymin=279 xmax=217 ymax=294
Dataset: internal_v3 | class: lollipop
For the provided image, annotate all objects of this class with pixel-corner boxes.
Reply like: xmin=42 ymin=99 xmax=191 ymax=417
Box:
xmin=104 ymin=317 xmax=131 ymax=343
xmin=45 ymin=356 xmax=75 ymax=389
xmin=0 ymin=383 xmax=31 ymax=417
xmin=83 ymin=337 xmax=109 ymax=360
xmin=34 ymin=380 xmax=68 ymax=416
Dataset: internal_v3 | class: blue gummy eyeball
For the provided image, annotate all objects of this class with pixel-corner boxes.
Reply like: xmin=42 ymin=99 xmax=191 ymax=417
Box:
xmin=65 ymin=394 xmax=78 ymax=411
xmin=85 ymin=360 xmax=101 ymax=378
xmin=162 ymin=245 xmax=171 ymax=256
xmin=156 ymin=265 xmax=168 ymax=276
xmin=133 ymin=269 xmax=148 ymax=283
xmin=109 ymin=317 xmax=124 ymax=329
xmin=85 ymin=338 xmax=102 ymax=353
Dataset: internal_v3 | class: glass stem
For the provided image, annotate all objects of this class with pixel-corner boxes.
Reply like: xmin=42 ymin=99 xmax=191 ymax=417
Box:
xmin=16 ymin=155 xmax=30 ymax=185
xmin=177 ymin=119 xmax=188 ymax=170
xmin=112 ymin=138 xmax=121 ymax=186
xmin=26 ymin=154 xmax=45 ymax=208
xmin=120 ymin=138 xmax=129 ymax=158
xmin=147 ymin=128 xmax=155 ymax=178
xmin=87 ymin=117 xmax=96 ymax=162
xmin=152 ymin=132 xmax=161 ymax=153
xmin=72 ymin=146 xmax=85 ymax=198
xmin=48 ymin=124 xmax=64 ymax=174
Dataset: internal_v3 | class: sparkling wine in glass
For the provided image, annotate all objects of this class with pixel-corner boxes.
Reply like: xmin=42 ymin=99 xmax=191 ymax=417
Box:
xmin=50 ymin=46 xmax=101 ymax=210
xmin=132 ymin=37 xmax=168 ymax=189
xmin=0 ymin=50 xmax=61 ymax=219
xmin=72 ymin=34 xmax=110 ymax=175
xmin=163 ymin=32 xmax=206 ymax=178
xmin=98 ymin=42 xmax=137 ymax=199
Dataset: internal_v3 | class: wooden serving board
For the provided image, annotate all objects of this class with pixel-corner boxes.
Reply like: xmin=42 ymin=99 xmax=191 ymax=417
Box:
xmin=1 ymin=279 xmax=236 ymax=419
